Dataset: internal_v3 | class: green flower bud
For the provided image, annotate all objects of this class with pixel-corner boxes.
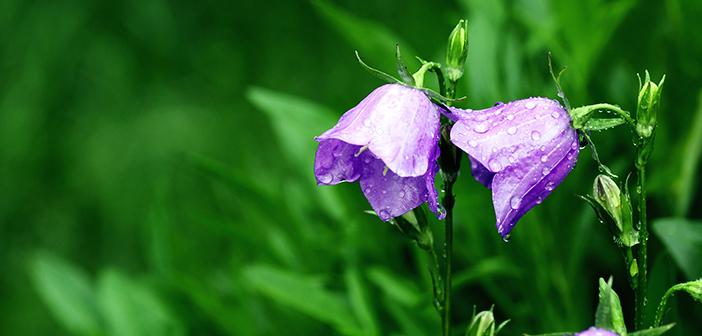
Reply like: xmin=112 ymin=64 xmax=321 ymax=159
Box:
xmin=635 ymin=71 xmax=665 ymax=139
xmin=465 ymin=310 xmax=495 ymax=336
xmin=445 ymin=19 xmax=468 ymax=82
xmin=465 ymin=308 xmax=508 ymax=336
xmin=593 ymin=175 xmax=623 ymax=230
xmin=592 ymin=175 xmax=638 ymax=247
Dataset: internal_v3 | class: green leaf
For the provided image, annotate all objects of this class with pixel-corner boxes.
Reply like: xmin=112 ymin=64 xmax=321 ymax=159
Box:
xmin=312 ymin=0 xmax=416 ymax=71
xmin=243 ymin=264 xmax=363 ymax=335
xmin=97 ymin=270 xmax=182 ymax=336
xmin=628 ymin=323 xmax=675 ymax=336
xmin=671 ymin=90 xmax=702 ymax=216
xmin=652 ymin=218 xmax=702 ymax=279
xmin=29 ymin=253 xmax=101 ymax=336
xmin=595 ymin=278 xmax=627 ymax=335
xmin=583 ymin=117 xmax=626 ymax=131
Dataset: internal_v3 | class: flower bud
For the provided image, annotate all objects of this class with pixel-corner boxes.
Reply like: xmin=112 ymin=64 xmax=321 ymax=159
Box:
xmin=465 ymin=308 xmax=508 ymax=336
xmin=635 ymin=71 xmax=665 ymax=139
xmin=465 ymin=310 xmax=495 ymax=336
xmin=591 ymin=175 xmax=638 ymax=247
xmin=445 ymin=19 xmax=468 ymax=82
xmin=593 ymin=175 xmax=623 ymax=230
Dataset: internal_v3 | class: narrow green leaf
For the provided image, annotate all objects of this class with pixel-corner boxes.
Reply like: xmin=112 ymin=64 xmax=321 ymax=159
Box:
xmin=345 ymin=268 xmax=379 ymax=336
xmin=29 ymin=253 xmax=101 ymax=336
xmin=652 ymin=218 xmax=702 ymax=279
xmin=628 ymin=323 xmax=675 ymax=336
xmin=672 ymin=91 xmax=702 ymax=216
xmin=595 ymin=278 xmax=627 ymax=335
xmin=243 ymin=264 xmax=362 ymax=335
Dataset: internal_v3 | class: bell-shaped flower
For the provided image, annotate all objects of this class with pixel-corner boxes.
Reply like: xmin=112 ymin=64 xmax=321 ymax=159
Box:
xmin=314 ymin=84 xmax=444 ymax=221
xmin=449 ymin=98 xmax=579 ymax=238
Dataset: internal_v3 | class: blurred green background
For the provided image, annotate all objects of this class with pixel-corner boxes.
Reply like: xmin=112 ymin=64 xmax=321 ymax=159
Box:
xmin=1 ymin=0 xmax=701 ymax=335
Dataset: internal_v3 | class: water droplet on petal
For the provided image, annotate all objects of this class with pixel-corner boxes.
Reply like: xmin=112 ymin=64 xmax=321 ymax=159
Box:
xmin=536 ymin=196 xmax=543 ymax=204
xmin=525 ymin=101 xmax=536 ymax=109
xmin=551 ymin=111 xmax=560 ymax=118
xmin=508 ymin=155 xmax=516 ymax=163
xmin=378 ymin=209 xmax=390 ymax=219
xmin=488 ymin=159 xmax=502 ymax=171
xmin=493 ymin=102 xmax=504 ymax=107
xmin=507 ymin=127 xmax=517 ymax=135
xmin=507 ymin=114 xmax=515 ymax=121
xmin=545 ymin=181 xmax=555 ymax=191
xmin=364 ymin=187 xmax=371 ymax=193
xmin=398 ymin=191 xmax=405 ymax=198
xmin=473 ymin=123 xmax=490 ymax=133
xmin=468 ymin=140 xmax=478 ymax=147
xmin=510 ymin=196 xmax=521 ymax=209
xmin=318 ymin=173 xmax=333 ymax=184
xmin=542 ymin=167 xmax=550 ymax=175
xmin=494 ymin=108 xmax=504 ymax=116
xmin=541 ymin=155 xmax=549 ymax=162
xmin=531 ymin=131 xmax=541 ymax=141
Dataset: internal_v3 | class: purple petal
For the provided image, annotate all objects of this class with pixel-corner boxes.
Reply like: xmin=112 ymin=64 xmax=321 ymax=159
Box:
xmin=450 ymin=98 xmax=579 ymax=238
xmin=314 ymin=139 xmax=362 ymax=185
xmin=468 ymin=156 xmax=495 ymax=188
xmin=317 ymin=84 xmax=440 ymax=177
xmin=358 ymin=150 xmax=443 ymax=221
xmin=575 ymin=327 xmax=619 ymax=336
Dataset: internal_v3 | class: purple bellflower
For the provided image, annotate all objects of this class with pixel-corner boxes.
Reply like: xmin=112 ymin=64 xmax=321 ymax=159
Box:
xmin=575 ymin=327 xmax=618 ymax=336
xmin=314 ymin=84 xmax=444 ymax=221
xmin=449 ymin=97 xmax=579 ymax=238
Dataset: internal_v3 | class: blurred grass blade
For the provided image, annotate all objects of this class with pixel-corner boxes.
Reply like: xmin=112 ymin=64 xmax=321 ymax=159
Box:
xmin=595 ymin=278 xmax=627 ymax=335
xmin=367 ymin=267 xmax=422 ymax=307
xmin=653 ymin=218 xmax=702 ymax=280
xmin=97 ymin=270 xmax=182 ymax=336
xmin=345 ymin=268 xmax=379 ymax=336
xmin=452 ymin=256 xmax=519 ymax=289
xmin=312 ymin=0 xmax=416 ymax=70
xmin=672 ymin=91 xmax=702 ymax=216
xmin=29 ymin=253 xmax=101 ymax=336
xmin=243 ymin=264 xmax=363 ymax=335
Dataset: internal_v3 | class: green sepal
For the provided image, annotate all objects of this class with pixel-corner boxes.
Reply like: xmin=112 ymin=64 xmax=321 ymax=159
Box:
xmin=583 ymin=117 xmax=626 ymax=131
xmin=595 ymin=277 xmax=627 ymax=336
xmin=354 ymin=50 xmax=402 ymax=84
xmin=395 ymin=44 xmax=415 ymax=85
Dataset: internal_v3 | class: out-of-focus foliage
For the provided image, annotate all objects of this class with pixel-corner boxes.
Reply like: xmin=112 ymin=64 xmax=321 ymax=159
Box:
xmin=1 ymin=0 xmax=701 ymax=335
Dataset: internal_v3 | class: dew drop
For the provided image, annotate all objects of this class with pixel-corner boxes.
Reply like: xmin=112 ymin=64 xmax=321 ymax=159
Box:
xmin=508 ymin=155 xmax=516 ymax=163
xmin=545 ymin=181 xmax=555 ymax=191
xmin=364 ymin=187 xmax=371 ymax=193
xmin=488 ymin=159 xmax=502 ymax=171
xmin=507 ymin=127 xmax=517 ymax=135
xmin=510 ymin=196 xmax=521 ymax=209
xmin=404 ymin=155 xmax=410 ymax=160
xmin=507 ymin=114 xmax=515 ymax=121
xmin=494 ymin=108 xmax=504 ymax=116
xmin=525 ymin=101 xmax=536 ymax=109
xmin=398 ymin=191 xmax=405 ymax=198
xmin=531 ymin=130 xmax=541 ymax=141
xmin=473 ymin=123 xmax=490 ymax=133
xmin=542 ymin=167 xmax=550 ymax=175
xmin=540 ymin=155 xmax=549 ymax=163
xmin=551 ymin=111 xmax=560 ymax=118
xmin=468 ymin=140 xmax=478 ymax=147
xmin=536 ymin=196 xmax=543 ymax=204
xmin=378 ymin=209 xmax=390 ymax=219
xmin=318 ymin=173 xmax=333 ymax=184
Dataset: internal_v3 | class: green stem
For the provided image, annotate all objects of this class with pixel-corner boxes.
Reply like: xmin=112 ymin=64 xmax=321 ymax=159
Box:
xmin=635 ymin=163 xmax=648 ymax=329
xmin=442 ymin=177 xmax=456 ymax=336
